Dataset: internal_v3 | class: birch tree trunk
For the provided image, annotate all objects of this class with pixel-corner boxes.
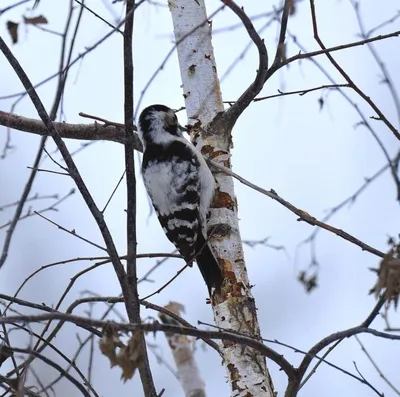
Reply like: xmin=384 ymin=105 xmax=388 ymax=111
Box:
xmin=169 ymin=1 xmax=275 ymax=396
xmin=159 ymin=302 xmax=206 ymax=397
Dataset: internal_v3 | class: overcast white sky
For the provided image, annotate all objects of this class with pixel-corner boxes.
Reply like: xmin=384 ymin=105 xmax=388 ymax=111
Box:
xmin=0 ymin=0 xmax=399 ymax=396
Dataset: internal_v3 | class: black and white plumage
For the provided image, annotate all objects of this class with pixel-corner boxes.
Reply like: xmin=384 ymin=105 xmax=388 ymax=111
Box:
xmin=138 ymin=104 xmax=223 ymax=292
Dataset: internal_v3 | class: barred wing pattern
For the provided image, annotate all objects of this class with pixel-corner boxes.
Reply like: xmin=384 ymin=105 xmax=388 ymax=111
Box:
xmin=142 ymin=140 xmax=201 ymax=261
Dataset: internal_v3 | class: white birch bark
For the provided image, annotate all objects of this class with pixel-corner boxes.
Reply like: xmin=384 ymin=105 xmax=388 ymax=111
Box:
xmin=159 ymin=302 xmax=206 ymax=397
xmin=169 ymin=1 xmax=275 ymax=396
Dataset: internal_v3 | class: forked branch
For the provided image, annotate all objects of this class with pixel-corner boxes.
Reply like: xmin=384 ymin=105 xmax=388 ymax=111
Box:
xmin=222 ymin=0 xmax=270 ymax=130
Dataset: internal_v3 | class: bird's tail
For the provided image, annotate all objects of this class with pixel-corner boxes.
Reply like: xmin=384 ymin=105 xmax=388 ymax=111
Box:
xmin=194 ymin=233 xmax=224 ymax=293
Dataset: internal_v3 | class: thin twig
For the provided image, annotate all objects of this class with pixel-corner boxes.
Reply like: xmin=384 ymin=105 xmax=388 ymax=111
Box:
xmin=0 ymin=0 xmax=32 ymax=15
xmin=0 ymin=312 xmax=297 ymax=380
xmin=65 ymin=296 xmax=221 ymax=354
xmin=0 ymin=193 xmax=58 ymax=211
xmin=34 ymin=211 xmax=106 ymax=251
xmin=0 ymin=138 xmax=46 ymax=269
xmin=0 ymin=2 xmax=144 ymax=101
xmin=6 ymin=346 xmax=91 ymax=397
xmin=308 ymin=0 xmax=400 ymax=141
xmin=0 ymin=27 xmax=141 ymax=381
xmin=141 ymin=264 xmax=189 ymax=301
xmin=253 ymin=83 xmax=350 ymax=102
xmin=74 ymin=0 xmax=123 ymax=34
xmin=210 ymin=160 xmax=385 ymax=258
xmin=355 ymin=335 xmax=400 ymax=395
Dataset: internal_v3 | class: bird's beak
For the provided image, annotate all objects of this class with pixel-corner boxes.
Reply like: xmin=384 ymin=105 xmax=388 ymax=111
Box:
xmin=178 ymin=124 xmax=187 ymax=132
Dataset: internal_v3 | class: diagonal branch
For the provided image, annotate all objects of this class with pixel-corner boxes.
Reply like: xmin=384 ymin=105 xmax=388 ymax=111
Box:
xmin=210 ymin=160 xmax=385 ymax=259
xmin=0 ymin=109 xmax=385 ymax=259
xmin=285 ymin=296 xmax=387 ymax=397
xmin=222 ymin=0 xmax=269 ymax=130
xmin=265 ymin=28 xmax=400 ymax=84
xmin=0 ymin=1 xmax=78 ymax=270
xmin=0 ymin=33 xmax=140 ymax=365
xmin=308 ymin=0 xmax=400 ymax=141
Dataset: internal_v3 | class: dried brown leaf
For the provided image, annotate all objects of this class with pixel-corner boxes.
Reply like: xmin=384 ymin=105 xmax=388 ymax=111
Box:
xmin=23 ymin=15 xmax=48 ymax=25
xmin=6 ymin=21 xmax=18 ymax=44
xmin=117 ymin=332 xmax=142 ymax=382
xmin=99 ymin=326 xmax=142 ymax=382
xmin=371 ymin=248 xmax=400 ymax=308
xmin=298 ymin=270 xmax=318 ymax=293
xmin=0 ymin=344 xmax=13 ymax=367
xmin=98 ymin=324 xmax=120 ymax=367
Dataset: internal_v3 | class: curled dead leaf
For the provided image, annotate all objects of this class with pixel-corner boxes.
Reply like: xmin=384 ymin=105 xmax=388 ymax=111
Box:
xmin=23 ymin=15 xmax=48 ymax=25
xmin=370 ymin=244 xmax=400 ymax=308
xmin=117 ymin=332 xmax=142 ymax=382
xmin=298 ymin=270 xmax=318 ymax=293
xmin=99 ymin=325 xmax=142 ymax=382
xmin=98 ymin=324 xmax=120 ymax=367
xmin=0 ymin=344 xmax=13 ymax=367
xmin=6 ymin=21 xmax=18 ymax=44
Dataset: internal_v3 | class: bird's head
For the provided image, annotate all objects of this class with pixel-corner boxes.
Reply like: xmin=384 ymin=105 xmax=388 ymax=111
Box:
xmin=138 ymin=104 xmax=185 ymax=148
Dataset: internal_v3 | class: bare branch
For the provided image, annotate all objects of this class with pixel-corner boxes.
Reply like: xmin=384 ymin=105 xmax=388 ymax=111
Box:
xmin=308 ymin=0 xmax=400 ymax=141
xmin=34 ymin=211 xmax=107 ymax=251
xmin=4 ymin=320 xmax=99 ymax=397
xmin=222 ymin=0 xmax=269 ymax=130
xmin=0 ymin=110 xmax=133 ymax=145
xmin=0 ymin=3 xmax=142 ymax=102
xmin=0 ymin=136 xmax=46 ymax=270
xmin=366 ymin=10 xmax=400 ymax=38
xmin=0 ymin=0 xmax=33 ymax=16
xmin=265 ymin=28 xmax=400 ymax=82
xmin=123 ymin=0 xmax=156 ymax=394
xmin=355 ymin=335 xmax=400 ymax=395
xmin=0 ymin=312 xmax=297 ymax=380
xmin=74 ymin=0 xmax=123 ymax=34
xmin=0 ymin=189 xmax=74 ymax=230
xmin=210 ymin=160 xmax=385 ymax=259
xmin=351 ymin=1 xmax=400 ymax=127
xmin=0 ymin=28 xmax=140 ymax=377
xmin=292 ymin=297 xmax=387 ymax=394
xmin=253 ymin=83 xmax=350 ymax=102
xmin=65 ymin=296 xmax=221 ymax=354
xmin=5 ymin=346 xmax=91 ymax=397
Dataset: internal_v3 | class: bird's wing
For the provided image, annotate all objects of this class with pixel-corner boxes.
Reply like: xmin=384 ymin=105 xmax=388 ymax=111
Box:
xmin=142 ymin=141 xmax=201 ymax=260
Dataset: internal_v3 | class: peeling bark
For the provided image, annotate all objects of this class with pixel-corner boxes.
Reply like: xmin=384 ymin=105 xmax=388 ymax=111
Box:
xmin=169 ymin=1 xmax=274 ymax=395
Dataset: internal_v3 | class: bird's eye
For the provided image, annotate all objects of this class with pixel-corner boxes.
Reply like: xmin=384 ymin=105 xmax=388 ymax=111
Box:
xmin=168 ymin=112 xmax=178 ymax=125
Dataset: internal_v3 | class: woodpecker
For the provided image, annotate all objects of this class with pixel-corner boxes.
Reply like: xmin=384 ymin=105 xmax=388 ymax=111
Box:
xmin=138 ymin=104 xmax=223 ymax=292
